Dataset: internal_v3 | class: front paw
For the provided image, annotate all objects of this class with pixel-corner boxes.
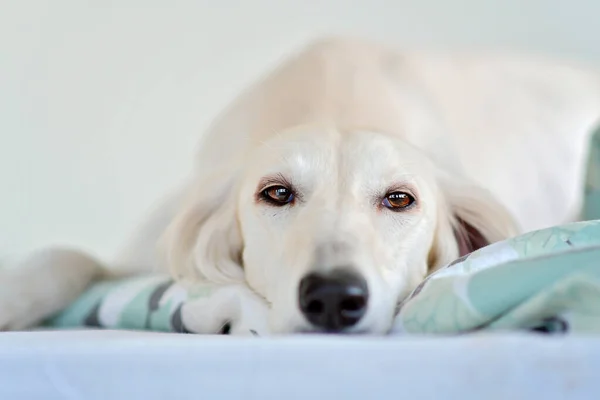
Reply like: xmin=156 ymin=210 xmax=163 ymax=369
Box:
xmin=181 ymin=283 xmax=271 ymax=336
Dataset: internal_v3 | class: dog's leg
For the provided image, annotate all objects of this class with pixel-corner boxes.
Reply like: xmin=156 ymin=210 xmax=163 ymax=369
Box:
xmin=0 ymin=248 xmax=104 ymax=330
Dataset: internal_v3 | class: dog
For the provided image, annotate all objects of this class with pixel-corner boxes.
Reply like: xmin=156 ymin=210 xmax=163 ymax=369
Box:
xmin=2 ymin=37 xmax=599 ymax=334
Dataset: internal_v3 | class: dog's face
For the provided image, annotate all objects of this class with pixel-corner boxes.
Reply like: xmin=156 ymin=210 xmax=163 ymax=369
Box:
xmin=165 ymin=126 xmax=514 ymax=335
xmin=237 ymin=127 xmax=444 ymax=334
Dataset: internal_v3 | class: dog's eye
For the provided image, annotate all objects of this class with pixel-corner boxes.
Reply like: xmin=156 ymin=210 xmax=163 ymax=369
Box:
xmin=382 ymin=192 xmax=414 ymax=210
xmin=261 ymin=185 xmax=295 ymax=205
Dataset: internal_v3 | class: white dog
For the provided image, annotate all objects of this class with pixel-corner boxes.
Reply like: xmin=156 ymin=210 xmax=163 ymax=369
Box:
xmin=2 ymin=38 xmax=599 ymax=334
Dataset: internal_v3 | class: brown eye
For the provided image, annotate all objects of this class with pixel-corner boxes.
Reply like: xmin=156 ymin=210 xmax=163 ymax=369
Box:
xmin=382 ymin=192 xmax=415 ymax=210
xmin=261 ymin=185 xmax=295 ymax=205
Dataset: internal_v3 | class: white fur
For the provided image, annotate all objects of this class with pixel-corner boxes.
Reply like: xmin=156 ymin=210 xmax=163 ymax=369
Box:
xmin=2 ymin=37 xmax=599 ymax=334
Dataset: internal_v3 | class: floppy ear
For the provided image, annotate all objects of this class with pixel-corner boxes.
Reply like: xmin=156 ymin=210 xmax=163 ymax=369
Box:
xmin=428 ymin=178 xmax=518 ymax=271
xmin=160 ymin=167 xmax=245 ymax=284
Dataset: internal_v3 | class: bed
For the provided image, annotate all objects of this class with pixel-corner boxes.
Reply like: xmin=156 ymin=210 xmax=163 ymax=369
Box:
xmin=1 ymin=330 xmax=600 ymax=399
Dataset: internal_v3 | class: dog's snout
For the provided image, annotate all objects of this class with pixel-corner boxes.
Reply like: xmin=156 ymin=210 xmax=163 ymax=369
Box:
xmin=298 ymin=269 xmax=368 ymax=332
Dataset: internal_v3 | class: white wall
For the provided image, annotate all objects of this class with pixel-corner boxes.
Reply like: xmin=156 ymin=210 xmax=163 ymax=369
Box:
xmin=2 ymin=0 xmax=600 ymax=262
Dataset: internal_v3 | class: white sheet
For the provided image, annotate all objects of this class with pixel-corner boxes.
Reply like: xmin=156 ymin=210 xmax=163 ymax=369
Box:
xmin=1 ymin=330 xmax=599 ymax=399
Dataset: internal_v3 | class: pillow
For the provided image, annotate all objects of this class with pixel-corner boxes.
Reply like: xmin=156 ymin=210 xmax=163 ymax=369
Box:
xmin=392 ymin=220 xmax=600 ymax=335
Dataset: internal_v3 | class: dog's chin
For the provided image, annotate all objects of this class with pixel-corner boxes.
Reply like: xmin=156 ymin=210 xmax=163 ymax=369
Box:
xmin=269 ymin=303 xmax=397 ymax=335
xmin=295 ymin=327 xmax=372 ymax=335
xmin=283 ymin=319 xmax=393 ymax=335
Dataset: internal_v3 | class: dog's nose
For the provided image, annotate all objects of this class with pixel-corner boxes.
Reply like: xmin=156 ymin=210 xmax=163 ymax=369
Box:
xmin=298 ymin=269 xmax=368 ymax=332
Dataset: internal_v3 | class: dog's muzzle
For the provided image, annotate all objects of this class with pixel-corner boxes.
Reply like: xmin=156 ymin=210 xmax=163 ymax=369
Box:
xmin=298 ymin=269 xmax=368 ymax=332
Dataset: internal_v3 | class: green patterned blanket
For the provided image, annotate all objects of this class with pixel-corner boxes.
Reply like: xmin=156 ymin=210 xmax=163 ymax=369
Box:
xmin=44 ymin=124 xmax=600 ymax=336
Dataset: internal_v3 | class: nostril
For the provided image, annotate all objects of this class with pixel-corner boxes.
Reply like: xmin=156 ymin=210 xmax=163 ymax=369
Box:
xmin=340 ymin=296 xmax=365 ymax=313
xmin=306 ymin=300 xmax=324 ymax=314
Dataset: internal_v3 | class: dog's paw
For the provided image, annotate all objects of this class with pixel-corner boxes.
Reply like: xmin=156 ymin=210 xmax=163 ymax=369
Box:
xmin=181 ymin=283 xmax=271 ymax=336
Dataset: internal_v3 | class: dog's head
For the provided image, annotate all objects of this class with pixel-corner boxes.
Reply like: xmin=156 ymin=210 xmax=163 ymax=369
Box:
xmin=163 ymin=125 xmax=516 ymax=334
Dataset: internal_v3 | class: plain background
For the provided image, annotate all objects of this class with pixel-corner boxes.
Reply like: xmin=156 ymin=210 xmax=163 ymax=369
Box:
xmin=2 ymin=0 xmax=600 ymax=263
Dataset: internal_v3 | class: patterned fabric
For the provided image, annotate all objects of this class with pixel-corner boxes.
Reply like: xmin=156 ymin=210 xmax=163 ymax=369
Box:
xmin=45 ymin=276 xmax=271 ymax=336
xmin=393 ymin=220 xmax=600 ymax=335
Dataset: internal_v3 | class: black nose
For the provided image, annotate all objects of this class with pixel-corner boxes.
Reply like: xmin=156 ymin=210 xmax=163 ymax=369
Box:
xmin=298 ymin=269 xmax=368 ymax=332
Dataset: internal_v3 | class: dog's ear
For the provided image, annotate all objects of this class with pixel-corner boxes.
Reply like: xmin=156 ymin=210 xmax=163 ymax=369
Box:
xmin=428 ymin=178 xmax=518 ymax=271
xmin=453 ymin=217 xmax=490 ymax=258
xmin=160 ymin=167 xmax=244 ymax=284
